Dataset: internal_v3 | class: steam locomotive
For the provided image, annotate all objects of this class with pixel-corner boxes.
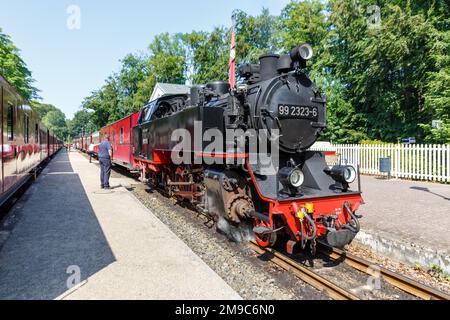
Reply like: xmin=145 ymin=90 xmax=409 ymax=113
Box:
xmin=83 ymin=44 xmax=364 ymax=253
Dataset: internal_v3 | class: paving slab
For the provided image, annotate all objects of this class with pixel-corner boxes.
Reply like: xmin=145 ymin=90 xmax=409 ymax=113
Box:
xmin=0 ymin=149 xmax=240 ymax=300
xmin=357 ymin=176 xmax=450 ymax=272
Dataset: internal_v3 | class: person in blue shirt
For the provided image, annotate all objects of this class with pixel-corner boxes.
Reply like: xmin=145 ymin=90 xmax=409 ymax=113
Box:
xmin=98 ymin=135 xmax=113 ymax=189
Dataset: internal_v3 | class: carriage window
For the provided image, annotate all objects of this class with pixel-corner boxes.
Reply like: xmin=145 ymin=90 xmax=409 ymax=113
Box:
xmin=24 ymin=115 xmax=29 ymax=143
xmin=120 ymin=127 xmax=124 ymax=144
xmin=112 ymin=131 xmax=116 ymax=143
xmin=35 ymin=123 xmax=39 ymax=142
xmin=7 ymin=103 xmax=14 ymax=141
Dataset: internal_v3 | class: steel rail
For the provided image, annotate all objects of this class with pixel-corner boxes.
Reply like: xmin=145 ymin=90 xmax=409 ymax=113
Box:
xmin=249 ymin=241 xmax=360 ymax=300
xmin=318 ymin=243 xmax=450 ymax=300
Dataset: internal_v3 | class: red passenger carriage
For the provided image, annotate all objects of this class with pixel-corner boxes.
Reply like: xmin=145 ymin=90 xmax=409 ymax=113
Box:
xmin=0 ymin=74 xmax=63 ymax=206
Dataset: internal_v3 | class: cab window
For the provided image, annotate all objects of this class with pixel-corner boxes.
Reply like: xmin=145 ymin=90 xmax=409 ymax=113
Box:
xmin=120 ymin=127 xmax=124 ymax=144
xmin=7 ymin=103 xmax=14 ymax=141
xmin=144 ymin=101 xmax=157 ymax=122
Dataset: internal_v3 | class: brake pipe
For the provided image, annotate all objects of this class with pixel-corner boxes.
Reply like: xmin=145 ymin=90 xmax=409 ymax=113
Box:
xmin=344 ymin=202 xmax=360 ymax=233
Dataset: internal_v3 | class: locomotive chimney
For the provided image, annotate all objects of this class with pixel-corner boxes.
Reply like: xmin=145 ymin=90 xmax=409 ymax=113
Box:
xmin=259 ymin=53 xmax=280 ymax=81
xmin=190 ymin=86 xmax=202 ymax=106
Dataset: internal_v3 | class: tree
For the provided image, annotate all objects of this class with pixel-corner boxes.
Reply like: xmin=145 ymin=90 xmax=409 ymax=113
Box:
xmin=337 ymin=0 xmax=449 ymax=141
xmin=278 ymin=0 xmax=327 ymax=54
xmin=234 ymin=8 xmax=280 ymax=63
xmin=67 ymin=110 xmax=96 ymax=138
xmin=42 ymin=109 xmax=68 ymax=139
xmin=0 ymin=28 xmax=38 ymax=100
xmin=74 ymin=2 xmax=450 ymax=143
xmin=30 ymin=101 xmax=59 ymax=119
xmin=30 ymin=101 xmax=69 ymax=140
xmin=185 ymin=28 xmax=229 ymax=84
xmin=117 ymin=53 xmax=149 ymax=115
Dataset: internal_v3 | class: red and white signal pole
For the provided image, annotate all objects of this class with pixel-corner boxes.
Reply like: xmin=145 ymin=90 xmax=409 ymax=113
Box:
xmin=229 ymin=11 xmax=237 ymax=88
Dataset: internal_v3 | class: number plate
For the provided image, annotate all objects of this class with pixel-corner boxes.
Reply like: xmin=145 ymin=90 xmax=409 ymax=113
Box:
xmin=278 ymin=104 xmax=318 ymax=120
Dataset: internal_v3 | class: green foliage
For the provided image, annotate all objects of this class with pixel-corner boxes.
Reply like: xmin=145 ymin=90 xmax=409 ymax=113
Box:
xmin=327 ymin=0 xmax=450 ymax=142
xmin=278 ymin=0 xmax=327 ymax=53
xmin=419 ymin=123 xmax=450 ymax=144
xmin=4 ymin=3 xmax=450 ymax=144
xmin=66 ymin=110 xmax=97 ymax=138
xmin=67 ymin=110 xmax=96 ymax=138
xmin=185 ymin=28 xmax=229 ymax=84
xmin=30 ymin=101 xmax=59 ymax=119
xmin=42 ymin=109 xmax=67 ymax=139
xmin=303 ymin=0 xmax=450 ymax=143
xmin=72 ymin=1 xmax=450 ymax=144
xmin=234 ymin=8 xmax=280 ymax=63
xmin=359 ymin=139 xmax=387 ymax=145
xmin=0 ymin=28 xmax=38 ymax=100
xmin=429 ymin=264 xmax=450 ymax=282
xmin=1 ymin=30 xmax=70 ymax=140
xmin=80 ymin=33 xmax=188 ymax=129
xmin=30 ymin=101 xmax=68 ymax=140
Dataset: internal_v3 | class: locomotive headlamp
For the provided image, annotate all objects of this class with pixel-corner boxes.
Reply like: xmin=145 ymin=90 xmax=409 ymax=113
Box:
xmin=328 ymin=165 xmax=357 ymax=184
xmin=298 ymin=43 xmax=314 ymax=61
xmin=344 ymin=166 xmax=357 ymax=183
xmin=291 ymin=43 xmax=314 ymax=63
xmin=279 ymin=167 xmax=305 ymax=189
xmin=290 ymin=169 xmax=305 ymax=187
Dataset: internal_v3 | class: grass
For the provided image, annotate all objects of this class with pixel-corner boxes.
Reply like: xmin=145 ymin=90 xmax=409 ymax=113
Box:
xmin=429 ymin=264 xmax=450 ymax=282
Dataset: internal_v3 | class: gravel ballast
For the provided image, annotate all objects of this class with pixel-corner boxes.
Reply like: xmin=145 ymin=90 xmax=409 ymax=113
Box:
xmin=131 ymin=183 xmax=326 ymax=300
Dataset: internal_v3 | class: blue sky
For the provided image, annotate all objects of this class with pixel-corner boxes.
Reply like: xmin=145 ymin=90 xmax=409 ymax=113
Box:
xmin=0 ymin=0 xmax=291 ymax=119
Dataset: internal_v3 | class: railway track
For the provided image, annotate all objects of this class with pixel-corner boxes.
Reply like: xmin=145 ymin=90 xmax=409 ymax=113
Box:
xmin=318 ymin=243 xmax=450 ymax=300
xmin=250 ymin=240 xmax=450 ymax=300
xmin=248 ymin=241 xmax=359 ymax=300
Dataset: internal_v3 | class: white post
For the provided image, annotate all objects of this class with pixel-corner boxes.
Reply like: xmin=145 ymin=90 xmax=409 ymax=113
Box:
xmin=428 ymin=144 xmax=432 ymax=180
xmin=433 ymin=144 xmax=437 ymax=181
xmin=447 ymin=144 xmax=450 ymax=183
xmin=437 ymin=144 xmax=442 ymax=182
xmin=420 ymin=144 xmax=424 ymax=180
xmin=414 ymin=144 xmax=417 ymax=179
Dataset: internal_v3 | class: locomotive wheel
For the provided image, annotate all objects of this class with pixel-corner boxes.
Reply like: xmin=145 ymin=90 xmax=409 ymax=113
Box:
xmin=254 ymin=219 xmax=277 ymax=248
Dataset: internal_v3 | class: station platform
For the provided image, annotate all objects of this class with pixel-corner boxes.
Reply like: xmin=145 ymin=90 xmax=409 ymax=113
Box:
xmin=0 ymin=149 xmax=240 ymax=300
xmin=357 ymin=176 xmax=450 ymax=273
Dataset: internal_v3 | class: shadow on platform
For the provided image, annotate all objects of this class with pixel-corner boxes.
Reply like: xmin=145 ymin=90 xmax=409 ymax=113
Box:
xmin=0 ymin=149 xmax=116 ymax=300
xmin=410 ymin=186 xmax=450 ymax=201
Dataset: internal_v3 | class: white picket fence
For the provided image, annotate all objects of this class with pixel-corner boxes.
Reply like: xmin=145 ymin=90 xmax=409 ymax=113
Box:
xmin=310 ymin=143 xmax=450 ymax=183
